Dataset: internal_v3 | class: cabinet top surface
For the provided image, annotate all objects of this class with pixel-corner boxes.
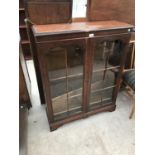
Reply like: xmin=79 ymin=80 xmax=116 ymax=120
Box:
xmin=32 ymin=20 xmax=133 ymax=36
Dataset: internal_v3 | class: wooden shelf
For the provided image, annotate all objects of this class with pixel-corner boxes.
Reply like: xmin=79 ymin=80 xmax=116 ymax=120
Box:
xmin=21 ymin=40 xmax=30 ymax=44
xmin=19 ymin=25 xmax=27 ymax=29
xmin=19 ymin=0 xmax=32 ymax=60
xmin=49 ymin=65 xmax=119 ymax=83
xmin=50 ymin=68 xmax=116 ymax=99
xmin=129 ymin=40 xmax=135 ymax=43
xmin=50 ymin=78 xmax=115 ymax=116
xmin=25 ymin=56 xmax=32 ymax=60
xmin=19 ymin=8 xmax=25 ymax=11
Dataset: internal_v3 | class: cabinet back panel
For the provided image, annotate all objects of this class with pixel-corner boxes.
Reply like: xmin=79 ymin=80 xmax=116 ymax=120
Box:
xmin=27 ymin=1 xmax=72 ymax=24
xmin=87 ymin=0 xmax=135 ymax=25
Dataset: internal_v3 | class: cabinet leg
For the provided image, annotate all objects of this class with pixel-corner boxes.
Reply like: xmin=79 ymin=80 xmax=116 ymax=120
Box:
xmin=50 ymin=126 xmax=58 ymax=132
xmin=49 ymin=123 xmax=61 ymax=132
xmin=108 ymin=105 xmax=116 ymax=112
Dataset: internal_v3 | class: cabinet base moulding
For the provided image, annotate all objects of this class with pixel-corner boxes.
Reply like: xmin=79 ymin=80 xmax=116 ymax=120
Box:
xmin=48 ymin=104 xmax=116 ymax=131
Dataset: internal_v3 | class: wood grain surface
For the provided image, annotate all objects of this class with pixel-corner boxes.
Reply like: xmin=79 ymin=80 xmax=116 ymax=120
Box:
xmin=87 ymin=0 xmax=135 ymax=25
xmin=33 ymin=21 xmax=133 ymax=35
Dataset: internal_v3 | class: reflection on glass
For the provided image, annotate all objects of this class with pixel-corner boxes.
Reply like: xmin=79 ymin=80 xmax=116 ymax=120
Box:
xmin=47 ymin=45 xmax=84 ymax=118
xmin=93 ymin=40 xmax=122 ymax=69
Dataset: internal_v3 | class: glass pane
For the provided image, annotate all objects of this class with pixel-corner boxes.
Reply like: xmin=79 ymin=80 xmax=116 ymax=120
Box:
xmin=89 ymin=40 xmax=122 ymax=109
xmin=91 ymin=70 xmax=116 ymax=89
xmin=47 ymin=45 xmax=84 ymax=119
xmin=93 ymin=40 xmax=122 ymax=70
xmin=67 ymin=45 xmax=83 ymax=112
xmin=89 ymin=87 xmax=114 ymax=110
xmin=48 ymin=48 xmax=67 ymax=115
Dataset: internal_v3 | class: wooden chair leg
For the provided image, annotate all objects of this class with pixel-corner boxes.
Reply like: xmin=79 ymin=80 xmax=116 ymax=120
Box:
xmin=129 ymin=102 xmax=135 ymax=119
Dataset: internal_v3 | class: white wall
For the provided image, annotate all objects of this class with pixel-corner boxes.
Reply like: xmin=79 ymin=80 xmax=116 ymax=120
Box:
xmin=72 ymin=0 xmax=87 ymax=18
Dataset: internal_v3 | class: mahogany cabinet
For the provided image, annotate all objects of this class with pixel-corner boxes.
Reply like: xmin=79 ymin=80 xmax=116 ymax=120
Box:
xmin=31 ymin=21 xmax=133 ymax=131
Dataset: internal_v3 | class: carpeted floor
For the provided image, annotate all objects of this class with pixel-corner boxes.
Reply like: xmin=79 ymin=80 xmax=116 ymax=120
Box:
xmin=26 ymin=60 xmax=134 ymax=155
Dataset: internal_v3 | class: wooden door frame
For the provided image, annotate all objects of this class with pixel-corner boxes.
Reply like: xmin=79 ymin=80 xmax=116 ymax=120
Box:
xmin=36 ymin=38 xmax=87 ymax=123
xmin=87 ymin=33 xmax=131 ymax=110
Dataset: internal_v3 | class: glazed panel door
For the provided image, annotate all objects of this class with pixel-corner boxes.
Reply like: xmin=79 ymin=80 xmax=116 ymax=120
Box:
xmin=39 ymin=39 xmax=86 ymax=121
xmin=88 ymin=34 xmax=130 ymax=110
